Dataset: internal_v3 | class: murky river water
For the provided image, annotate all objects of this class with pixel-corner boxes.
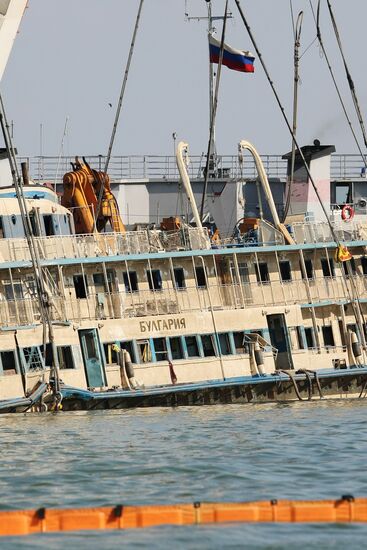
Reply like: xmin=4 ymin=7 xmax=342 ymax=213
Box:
xmin=0 ymin=400 xmax=366 ymax=548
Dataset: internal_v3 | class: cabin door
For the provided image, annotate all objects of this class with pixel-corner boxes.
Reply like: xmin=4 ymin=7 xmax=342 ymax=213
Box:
xmin=267 ymin=314 xmax=294 ymax=370
xmin=79 ymin=329 xmax=106 ymax=388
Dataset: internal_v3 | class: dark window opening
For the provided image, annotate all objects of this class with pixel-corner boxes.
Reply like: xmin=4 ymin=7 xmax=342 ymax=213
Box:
xmin=104 ymin=343 xmax=119 ymax=365
xmin=201 ymin=334 xmax=216 ymax=357
xmin=233 ymin=331 xmax=245 ymax=354
xmin=73 ymin=274 xmax=88 ymax=299
xmin=321 ymin=258 xmax=335 ymax=278
xmin=339 ymin=320 xmax=347 ymax=348
xmin=195 ymin=266 xmax=207 ymax=288
xmin=301 ymin=259 xmax=314 ymax=280
xmin=305 ymin=327 xmax=315 ymax=349
xmin=218 ymin=333 xmax=232 ymax=356
xmin=173 ymin=268 xmax=186 ymax=289
xmin=123 ymin=271 xmax=138 ymax=293
xmin=137 ymin=340 xmax=152 ymax=363
xmin=279 ymin=260 xmax=292 ymax=282
xmin=4 ymin=282 xmax=23 ymax=301
xmin=185 ymin=336 xmax=200 ymax=358
xmin=1 ymin=351 xmax=16 ymax=373
xmin=58 ymin=346 xmax=74 ymax=369
xmin=147 ymin=269 xmax=163 ymax=291
xmin=93 ymin=273 xmax=104 ymax=288
xmin=238 ymin=263 xmax=250 ymax=284
xmin=361 ymin=257 xmax=367 ymax=275
xmin=153 ymin=337 xmax=167 ymax=361
xmin=170 ymin=337 xmax=184 ymax=360
xmin=0 ymin=216 xmax=4 ymax=239
xmin=43 ymin=215 xmax=55 ymax=236
xmin=342 ymin=258 xmax=356 ymax=276
xmin=93 ymin=270 xmax=116 ymax=293
xmin=255 ymin=262 xmax=269 ymax=283
xmin=296 ymin=327 xmax=305 ymax=349
xmin=322 ymin=326 xmax=335 ymax=347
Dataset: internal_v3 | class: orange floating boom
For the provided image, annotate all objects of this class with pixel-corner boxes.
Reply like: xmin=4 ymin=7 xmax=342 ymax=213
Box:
xmin=0 ymin=496 xmax=366 ymax=537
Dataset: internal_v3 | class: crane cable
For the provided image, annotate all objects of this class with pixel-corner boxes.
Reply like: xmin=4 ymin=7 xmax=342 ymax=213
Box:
xmin=325 ymin=0 xmax=367 ymax=150
xmin=233 ymin=0 xmax=367 ymax=354
xmin=94 ymin=0 xmax=145 ymax=231
xmin=312 ymin=0 xmax=367 ymax=168
xmin=199 ymin=0 xmax=229 ymax=222
xmin=0 ymin=94 xmax=61 ymax=402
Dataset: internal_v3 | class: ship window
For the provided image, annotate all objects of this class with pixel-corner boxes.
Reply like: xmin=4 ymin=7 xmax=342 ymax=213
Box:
xmin=153 ymin=338 xmax=168 ymax=361
xmin=43 ymin=215 xmax=55 ymax=236
xmin=296 ymin=327 xmax=305 ymax=349
xmin=255 ymin=262 xmax=269 ymax=283
xmin=233 ymin=331 xmax=246 ymax=354
xmin=23 ymin=346 xmax=44 ymax=371
xmin=201 ymin=334 xmax=216 ymax=357
xmin=169 ymin=337 xmax=184 ymax=360
xmin=195 ymin=266 xmax=207 ymax=288
xmin=120 ymin=341 xmax=136 ymax=362
xmin=304 ymin=327 xmax=315 ymax=349
xmin=279 ymin=260 xmax=292 ymax=282
xmin=73 ymin=274 xmax=88 ymax=299
xmin=185 ymin=335 xmax=200 ymax=358
xmin=93 ymin=270 xmax=116 ymax=293
xmin=104 ymin=343 xmax=119 ymax=365
xmin=321 ymin=258 xmax=335 ymax=277
xmin=93 ymin=273 xmax=104 ymax=288
xmin=137 ymin=339 xmax=152 ymax=363
xmin=301 ymin=259 xmax=314 ymax=280
xmin=4 ymin=282 xmax=23 ymax=300
xmin=123 ymin=271 xmax=138 ymax=293
xmin=0 ymin=216 xmax=4 ymax=239
xmin=173 ymin=268 xmax=186 ymax=289
xmin=362 ymin=257 xmax=367 ymax=275
xmin=218 ymin=333 xmax=232 ymax=356
xmin=58 ymin=346 xmax=74 ymax=369
xmin=147 ymin=269 xmax=162 ymax=291
xmin=322 ymin=326 xmax=335 ymax=347
xmin=238 ymin=263 xmax=250 ymax=284
xmin=1 ymin=351 xmax=16 ymax=374
xmin=338 ymin=320 xmax=347 ymax=348
xmin=342 ymin=258 xmax=356 ymax=276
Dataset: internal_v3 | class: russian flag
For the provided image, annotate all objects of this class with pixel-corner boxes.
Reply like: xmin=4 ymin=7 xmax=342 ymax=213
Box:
xmin=209 ymin=35 xmax=255 ymax=73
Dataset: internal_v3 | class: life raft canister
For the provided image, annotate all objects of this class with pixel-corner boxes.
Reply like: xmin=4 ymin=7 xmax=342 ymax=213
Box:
xmin=341 ymin=204 xmax=355 ymax=222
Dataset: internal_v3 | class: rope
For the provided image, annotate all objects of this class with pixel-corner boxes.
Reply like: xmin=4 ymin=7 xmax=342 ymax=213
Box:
xmin=279 ymin=370 xmax=304 ymax=401
xmin=326 ymin=0 xmax=367 ymax=150
xmin=95 ymin=0 xmax=145 ymax=228
xmin=314 ymin=0 xmax=367 ymax=168
xmin=200 ymin=0 xmax=229 ymax=222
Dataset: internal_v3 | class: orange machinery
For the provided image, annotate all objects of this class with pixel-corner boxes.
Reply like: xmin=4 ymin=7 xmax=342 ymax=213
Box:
xmin=62 ymin=157 xmax=125 ymax=234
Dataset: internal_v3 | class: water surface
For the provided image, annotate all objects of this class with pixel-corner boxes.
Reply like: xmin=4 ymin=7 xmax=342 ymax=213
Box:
xmin=0 ymin=400 xmax=366 ymax=548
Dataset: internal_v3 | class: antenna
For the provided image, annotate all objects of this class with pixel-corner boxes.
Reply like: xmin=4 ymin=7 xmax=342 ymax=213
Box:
xmin=184 ymin=1 xmax=233 ymax=160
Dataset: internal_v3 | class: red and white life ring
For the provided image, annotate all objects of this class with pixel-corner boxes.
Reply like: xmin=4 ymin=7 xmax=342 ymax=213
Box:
xmin=341 ymin=204 xmax=354 ymax=222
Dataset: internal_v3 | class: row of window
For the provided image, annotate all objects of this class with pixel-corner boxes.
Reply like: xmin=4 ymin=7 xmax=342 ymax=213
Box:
xmin=104 ymin=330 xmax=252 ymax=365
xmin=0 ymin=345 xmax=75 ymax=375
xmin=72 ymin=267 xmax=208 ymax=299
xmin=255 ymin=256 xmax=363 ymax=283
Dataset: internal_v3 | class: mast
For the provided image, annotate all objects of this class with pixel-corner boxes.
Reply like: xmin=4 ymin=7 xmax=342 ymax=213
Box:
xmin=207 ymin=1 xmax=215 ymax=156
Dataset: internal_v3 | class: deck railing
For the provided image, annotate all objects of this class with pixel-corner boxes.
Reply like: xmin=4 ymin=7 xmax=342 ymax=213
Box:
xmin=17 ymin=153 xmax=367 ymax=184
xmin=1 ymin=274 xmax=365 ymax=327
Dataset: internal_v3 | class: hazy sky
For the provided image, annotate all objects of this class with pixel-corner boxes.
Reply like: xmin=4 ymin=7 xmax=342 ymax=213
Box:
xmin=2 ymin=0 xmax=367 ymax=157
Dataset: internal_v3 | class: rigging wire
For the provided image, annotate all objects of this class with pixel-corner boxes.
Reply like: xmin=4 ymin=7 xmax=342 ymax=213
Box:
xmin=0 ymin=93 xmax=61 ymax=400
xmin=200 ymin=0 xmax=229 ymax=222
xmin=313 ymin=0 xmax=367 ymax=168
xmin=233 ymin=0 xmax=367 ymax=351
xmin=94 ymin=0 xmax=145 ymax=231
xmin=326 ymin=0 xmax=367 ymax=150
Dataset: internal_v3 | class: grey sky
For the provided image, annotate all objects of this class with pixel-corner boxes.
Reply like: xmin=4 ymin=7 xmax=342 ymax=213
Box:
xmin=2 ymin=0 xmax=367 ymax=158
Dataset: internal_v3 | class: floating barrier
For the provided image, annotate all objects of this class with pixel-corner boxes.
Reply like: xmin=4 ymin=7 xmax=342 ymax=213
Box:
xmin=0 ymin=496 xmax=366 ymax=537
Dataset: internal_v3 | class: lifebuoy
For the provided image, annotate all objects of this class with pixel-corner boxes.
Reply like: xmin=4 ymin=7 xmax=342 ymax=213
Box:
xmin=341 ymin=204 xmax=354 ymax=222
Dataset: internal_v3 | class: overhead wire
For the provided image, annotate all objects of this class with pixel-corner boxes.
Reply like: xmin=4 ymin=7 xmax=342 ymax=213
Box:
xmin=199 ymin=0 xmax=229 ymax=222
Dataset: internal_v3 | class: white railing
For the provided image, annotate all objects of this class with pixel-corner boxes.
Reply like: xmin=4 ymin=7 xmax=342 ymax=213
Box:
xmin=1 ymin=274 xmax=365 ymax=327
xmin=0 ymin=227 xmax=211 ymax=264
xmin=17 ymin=153 xmax=367 ymax=184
